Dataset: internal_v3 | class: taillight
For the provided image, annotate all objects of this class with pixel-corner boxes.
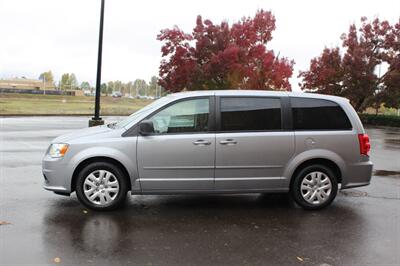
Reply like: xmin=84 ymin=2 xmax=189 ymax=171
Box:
xmin=358 ymin=134 xmax=371 ymax=155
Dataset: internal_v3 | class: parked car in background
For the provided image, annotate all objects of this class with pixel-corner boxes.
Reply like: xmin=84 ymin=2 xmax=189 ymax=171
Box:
xmin=83 ymin=90 xmax=94 ymax=96
xmin=42 ymin=90 xmax=373 ymax=211
xmin=136 ymin=95 xmax=153 ymax=100
xmin=112 ymin=92 xmax=122 ymax=98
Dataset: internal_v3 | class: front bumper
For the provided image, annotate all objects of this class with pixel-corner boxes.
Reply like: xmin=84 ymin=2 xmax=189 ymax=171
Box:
xmin=341 ymin=160 xmax=373 ymax=189
xmin=42 ymin=154 xmax=72 ymax=194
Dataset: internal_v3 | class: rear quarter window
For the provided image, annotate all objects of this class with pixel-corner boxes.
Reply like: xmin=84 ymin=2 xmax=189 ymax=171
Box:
xmin=291 ymin=97 xmax=352 ymax=130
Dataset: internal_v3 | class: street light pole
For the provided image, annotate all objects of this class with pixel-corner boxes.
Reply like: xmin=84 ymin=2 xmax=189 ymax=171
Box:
xmin=89 ymin=0 xmax=105 ymax=127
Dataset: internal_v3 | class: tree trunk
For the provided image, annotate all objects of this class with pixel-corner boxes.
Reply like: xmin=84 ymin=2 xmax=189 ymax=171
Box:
xmin=354 ymin=97 xmax=366 ymax=112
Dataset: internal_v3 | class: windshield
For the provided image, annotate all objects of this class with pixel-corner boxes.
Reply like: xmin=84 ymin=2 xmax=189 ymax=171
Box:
xmin=113 ymin=96 xmax=173 ymax=129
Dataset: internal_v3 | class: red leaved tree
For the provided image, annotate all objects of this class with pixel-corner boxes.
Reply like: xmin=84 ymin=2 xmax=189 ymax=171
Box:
xmin=157 ymin=10 xmax=294 ymax=92
xmin=299 ymin=17 xmax=400 ymax=112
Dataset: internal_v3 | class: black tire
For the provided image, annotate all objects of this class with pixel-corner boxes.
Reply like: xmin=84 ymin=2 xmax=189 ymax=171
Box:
xmin=291 ymin=164 xmax=338 ymax=210
xmin=75 ymin=161 xmax=128 ymax=211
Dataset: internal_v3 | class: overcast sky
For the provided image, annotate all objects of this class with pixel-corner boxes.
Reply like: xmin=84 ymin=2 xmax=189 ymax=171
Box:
xmin=0 ymin=0 xmax=399 ymax=91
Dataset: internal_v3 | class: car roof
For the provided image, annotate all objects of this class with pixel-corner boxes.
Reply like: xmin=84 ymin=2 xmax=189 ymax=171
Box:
xmin=168 ymin=90 xmax=349 ymax=104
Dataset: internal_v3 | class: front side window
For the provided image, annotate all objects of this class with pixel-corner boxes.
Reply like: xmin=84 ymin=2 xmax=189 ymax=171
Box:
xmin=220 ymin=97 xmax=282 ymax=131
xmin=149 ymin=98 xmax=210 ymax=134
xmin=291 ymin=97 xmax=352 ymax=130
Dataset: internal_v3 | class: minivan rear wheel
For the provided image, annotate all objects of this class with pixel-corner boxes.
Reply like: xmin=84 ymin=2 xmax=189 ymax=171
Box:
xmin=291 ymin=164 xmax=338 ymax=210
xmin=75 ymin=162 xmax=128 ymax=211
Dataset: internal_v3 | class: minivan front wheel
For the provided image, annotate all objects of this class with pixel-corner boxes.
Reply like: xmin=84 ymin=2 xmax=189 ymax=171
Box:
xmin=75 ymin=162 xmax=128 ymax=211
xmin=291 ymin=164 xmax=338 ymax=210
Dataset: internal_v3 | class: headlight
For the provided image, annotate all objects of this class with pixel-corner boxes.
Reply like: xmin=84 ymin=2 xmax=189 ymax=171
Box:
xmin=48 ymin=143 xmax=69 ymax=158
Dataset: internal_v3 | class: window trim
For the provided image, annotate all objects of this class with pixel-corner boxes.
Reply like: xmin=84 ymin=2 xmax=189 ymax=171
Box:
xmin=123 ymin=96 xmax=216 ymax=137
xmin=215 ymin=96 xmax=285 ymax=133
xmin=289 ymin=97 xmax=353 ymax=131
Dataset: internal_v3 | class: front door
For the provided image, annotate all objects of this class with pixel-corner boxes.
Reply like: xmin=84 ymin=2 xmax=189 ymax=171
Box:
xmin=137 ymin=97 xmax=215 ymax=192
xmin=215 ymin=96 xmax=295 ymax=191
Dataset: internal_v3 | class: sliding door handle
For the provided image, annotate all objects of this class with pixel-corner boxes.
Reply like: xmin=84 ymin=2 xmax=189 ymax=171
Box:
xmin=193 ymin=140 xmax=211 ymax=146
xmin=219 ymin=139 xmax=237 ymax=145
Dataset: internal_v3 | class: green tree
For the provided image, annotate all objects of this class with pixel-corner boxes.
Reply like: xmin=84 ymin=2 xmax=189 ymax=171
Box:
xmin=69 ymin=73 xmax=78 ymax=89
xmin=81 ymin=81 xmax=90 ymax=90
xmin=107 ymin=81 xmax=114 ymax=95
xmin=39 ymin=71 xmax=54 ymax=86
xmin=60 ymin=73 xmax=70 ymax=90
xmin=149 ymin=76 xmax=164 ymax=97
xmin=101 ymin=83 xmax=108 ymax=95
xmin=120 ymin=85 xmax=125 ymax=95
xmin=133 ymin=79 xmax=148 ymax=96
xmin=126 ymin=81 xmax=133 ymax=96
xmin=60 ymin=73 xmax=79 ymax=90
xmin=114 ymin=80 xmax=123 ymax=93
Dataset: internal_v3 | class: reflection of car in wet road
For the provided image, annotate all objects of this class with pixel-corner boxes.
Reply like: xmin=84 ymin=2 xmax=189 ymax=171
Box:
xmin=42 ymin=91 xmax=373 ymax=211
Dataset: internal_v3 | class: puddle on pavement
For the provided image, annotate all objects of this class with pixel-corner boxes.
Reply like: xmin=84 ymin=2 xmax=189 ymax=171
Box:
xmin=340 ymin=190 xmax=368 ymax=197
xmin=384 ymin=131 xmax=400 ymax=135
xmin=384 ymin=138 xmax=400 ymax=145
xmin=374 ymin=170 xmax=400 ymax=177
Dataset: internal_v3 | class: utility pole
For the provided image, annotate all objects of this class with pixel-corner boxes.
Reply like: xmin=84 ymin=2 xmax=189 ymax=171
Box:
xmin=89 ymin=0 xmax=105 ymax=127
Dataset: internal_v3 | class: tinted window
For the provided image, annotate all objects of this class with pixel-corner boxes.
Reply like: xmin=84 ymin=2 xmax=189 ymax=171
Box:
xmin=150 ymin=98 xmax=209 ymax=134
xmin=220 ymin=97 xmax=281 ymax=131
xmin=291 ymin=98 xmax=352 ymax=130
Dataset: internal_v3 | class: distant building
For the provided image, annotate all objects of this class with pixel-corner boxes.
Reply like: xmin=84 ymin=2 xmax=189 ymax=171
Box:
xmin=0 ymin=78 xmax=86 ymax=96
xmin=0 ymin=78 xmax=55 ymax=90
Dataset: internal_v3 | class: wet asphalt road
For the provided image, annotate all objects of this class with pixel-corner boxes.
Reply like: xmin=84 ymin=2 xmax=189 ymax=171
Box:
xmin=0 ymin=117 xmax=399 ymax=265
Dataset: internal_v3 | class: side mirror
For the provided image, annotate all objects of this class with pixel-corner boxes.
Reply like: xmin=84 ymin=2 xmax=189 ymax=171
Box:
xmin=139 ymin=120 xmax=154 ymax=136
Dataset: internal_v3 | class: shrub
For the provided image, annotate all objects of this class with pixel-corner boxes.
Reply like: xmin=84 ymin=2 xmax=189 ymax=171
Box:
xmin=359 ymin=113 xmax=400 ymax=127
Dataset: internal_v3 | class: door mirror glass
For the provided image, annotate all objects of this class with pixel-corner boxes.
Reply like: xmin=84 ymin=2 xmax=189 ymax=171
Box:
xmin=139 ymin=120 xmax=154 ymax=135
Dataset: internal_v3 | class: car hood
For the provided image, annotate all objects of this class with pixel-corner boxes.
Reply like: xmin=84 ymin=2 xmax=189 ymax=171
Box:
xmin=52 ymin=125 xmax=111 ymax=143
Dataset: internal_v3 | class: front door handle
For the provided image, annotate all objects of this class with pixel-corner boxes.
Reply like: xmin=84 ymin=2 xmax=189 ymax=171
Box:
xmin=193 ymin=140 xmax=211 ymax=146
xmin=219 ymin=139 xmax=237 ymax=145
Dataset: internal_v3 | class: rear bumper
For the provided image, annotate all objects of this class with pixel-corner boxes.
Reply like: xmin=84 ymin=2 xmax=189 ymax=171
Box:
xmin=341 ymin=160 xmax=373 ymax=189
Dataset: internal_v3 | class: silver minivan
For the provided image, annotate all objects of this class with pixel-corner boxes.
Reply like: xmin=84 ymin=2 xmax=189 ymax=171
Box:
xmin=43 ymin=90 xmax=373 ymax=211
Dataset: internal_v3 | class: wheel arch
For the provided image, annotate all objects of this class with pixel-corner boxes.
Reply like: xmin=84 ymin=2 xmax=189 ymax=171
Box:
xmin=71 ymin=156 xmax=132 ymax=193
xmin=284 ymin=149 xmax=346 ymax=188
xmin=289 ymin=158 xmax=342 ymax=189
